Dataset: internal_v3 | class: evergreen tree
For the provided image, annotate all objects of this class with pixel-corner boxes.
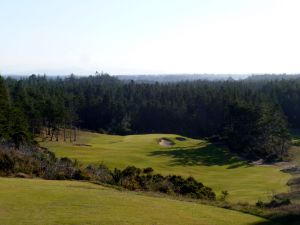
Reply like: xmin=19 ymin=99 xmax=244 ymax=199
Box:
xmin=8 ymin=106 xmax=30 ymax=148
xmin=224 ymin=102 xmax=290 ymax=161
xmin=0 ymin=76 xmax=9 ymax=139
xmin=1 ymin=74 xmax=295 ymax=161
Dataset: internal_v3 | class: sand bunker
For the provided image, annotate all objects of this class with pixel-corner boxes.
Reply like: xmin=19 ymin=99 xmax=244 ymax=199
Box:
xmin=158 ymin=138 xmax=175 ymax=147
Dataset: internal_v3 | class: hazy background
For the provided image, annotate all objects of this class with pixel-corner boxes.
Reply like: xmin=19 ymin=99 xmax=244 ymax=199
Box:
xmin=1 ymin=0 xmax=300 ymax=75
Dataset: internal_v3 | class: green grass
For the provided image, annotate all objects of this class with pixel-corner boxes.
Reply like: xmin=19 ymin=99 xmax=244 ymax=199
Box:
xmin=0 ymin=177 xmax=272 ymax=225
xmin=290 ymin=129 xmax=300 ymax=165
xmin=40 ymin=131 xmax=290 ymax=203
xmin=287 ymin=130 xmax=300 ymax=203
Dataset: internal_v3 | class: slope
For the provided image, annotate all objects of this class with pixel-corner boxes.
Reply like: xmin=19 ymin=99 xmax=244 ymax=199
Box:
xmin=0 ymin=177 xmax=271 ymax=225
xmin=40 ymin=131 xmax=290 ymax=203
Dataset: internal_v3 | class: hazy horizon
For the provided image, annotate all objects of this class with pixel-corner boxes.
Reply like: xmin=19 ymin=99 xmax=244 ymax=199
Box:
xmin=1 ymin=0 xmax=300 ymax=75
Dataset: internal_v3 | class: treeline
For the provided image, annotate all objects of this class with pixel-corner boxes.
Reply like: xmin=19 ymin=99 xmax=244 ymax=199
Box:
xmin=0 ymin=74 xmax=297 ymax=161
xmin=0 ymin=76 xmax=31 ymax=147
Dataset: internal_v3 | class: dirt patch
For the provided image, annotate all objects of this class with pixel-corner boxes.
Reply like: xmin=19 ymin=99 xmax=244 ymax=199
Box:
xmin=287 ymin=176 xmax=300 ymax=186
xmin=158 ymin=138 xmax=175 ymax=147
xmin=276 ymin=161 xmax=300 ymax=202
xmin=281 ymin=165 xmax=300 ymax=174
xmin=15 ymin=172 xmax=32 ymax=179
xmin=250 ymin=159 xmax=265 ymax=165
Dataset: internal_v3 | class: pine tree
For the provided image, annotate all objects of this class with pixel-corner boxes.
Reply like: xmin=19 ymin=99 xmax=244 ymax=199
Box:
xmin=8 ymin=106 xmax=30 ymax=148
xmin=0 ymin=76 xmax=9 ymax=139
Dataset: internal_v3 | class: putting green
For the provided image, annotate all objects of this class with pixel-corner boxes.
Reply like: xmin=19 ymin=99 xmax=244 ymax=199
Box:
xmin=40 ymin=131 xmax=290 ymax=203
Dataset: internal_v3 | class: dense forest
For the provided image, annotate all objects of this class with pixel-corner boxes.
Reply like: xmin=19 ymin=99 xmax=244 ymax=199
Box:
xmin=1 ymin=74 xmax=299 ymax=161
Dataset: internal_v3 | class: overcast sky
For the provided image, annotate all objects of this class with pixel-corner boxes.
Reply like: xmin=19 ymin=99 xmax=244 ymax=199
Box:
xmin=1 ymin=0 xmax=300 ymax=75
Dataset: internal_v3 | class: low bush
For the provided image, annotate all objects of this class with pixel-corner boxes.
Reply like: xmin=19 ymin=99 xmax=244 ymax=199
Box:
xmin=0 ymin=143 xmax=87 ymax=180
xmin=89 ymin=165 xmax=216 ymax=200
xmin=0 ymin=144 xmax=216 ymax=201
xmin=220 ymin=190 xmax=229 ymax=201
xmin=256 ymin=197 xmax=291 ymax=208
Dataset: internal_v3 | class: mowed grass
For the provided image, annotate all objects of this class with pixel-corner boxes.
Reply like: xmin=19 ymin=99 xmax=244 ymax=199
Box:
xmin=0 ymin=177 xmax=271 ymax=225
xmin=40 ymin=131 xmax=290 ymax=203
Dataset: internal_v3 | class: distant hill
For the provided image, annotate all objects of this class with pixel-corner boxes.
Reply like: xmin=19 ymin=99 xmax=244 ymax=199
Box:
xmin=245 ymin=74 xmax=300 ymax=81
xmin=117 ymin=74 xmax=300 ymax=83
xmin=3 ymin=74 xmax=243 ymax=82
xmin=115 ymin=74 xmax=244 ymax=83
xmin=5 ymin=73 xmax=300 ymax=83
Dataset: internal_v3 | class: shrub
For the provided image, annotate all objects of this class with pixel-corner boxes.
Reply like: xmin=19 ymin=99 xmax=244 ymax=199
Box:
xmin=265 ymin=198 xmax=291 ymax=208
xmin=111 ymin=168 xmax=122 ymax=185
xmin=256 ymin=198 xmax=291 ymax=208
xmin=86 ymin=164 xmax=112 ymax=183
xmin=122 ymin=166 xmax=141 ymax=177
xmin=73 ymin=169 xmax=90 ymax=180
xmin=143 ymin=167 xmax=154 ymax=174
xmin=197 ymin=187 xmax=216 ymax=200
xmin=0 ymin=145 xmax=216 ymax=202
xmin=256 ymin=200 xmax=264 ymax=208
xmin=220 ymin=190 xmax=229 ymax=201
xmin=0 ymin=153 xmax=14 ymax=174
xmin=54 ymin=172 xmax=67 ymax=180
xmin=122 ymin=177 xmax=140 ymax=190
xmin=157 ymin=180 xmax=173 ymax=194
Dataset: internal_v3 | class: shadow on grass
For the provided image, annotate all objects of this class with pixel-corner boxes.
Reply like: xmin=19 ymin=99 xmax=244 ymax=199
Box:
xmin=249 ymin=214 xmax=300 ymax=225
xmin=149 ymin=143 xmax=249 ymax=168
xmin=249 ymin=222 xmax=277 ymax=225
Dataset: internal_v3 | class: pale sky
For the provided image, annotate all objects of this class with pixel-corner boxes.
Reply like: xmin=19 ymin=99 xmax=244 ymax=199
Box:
xmin=1 ymin=0 xmax=300 ymax=75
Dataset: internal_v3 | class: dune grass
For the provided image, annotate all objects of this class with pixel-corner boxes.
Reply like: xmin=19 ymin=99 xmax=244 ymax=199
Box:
xmin=40 ymin=131 xmax=290 ymax=203
xmin=0 ymin=177 xmax=272 ymax=225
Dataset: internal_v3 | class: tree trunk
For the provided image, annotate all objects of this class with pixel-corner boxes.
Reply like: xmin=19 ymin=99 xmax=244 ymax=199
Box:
xmin=63 ymin=122 xmax=66 ymax=142
xmin=73 ymin=127 xmax=77 ymax=142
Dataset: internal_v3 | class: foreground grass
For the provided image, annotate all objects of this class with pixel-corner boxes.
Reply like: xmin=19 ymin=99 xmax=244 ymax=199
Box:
xmin=40 ymin=131 xmax=290 ymax=203
xmin=0 ymin=177 xmax=272 ymax=225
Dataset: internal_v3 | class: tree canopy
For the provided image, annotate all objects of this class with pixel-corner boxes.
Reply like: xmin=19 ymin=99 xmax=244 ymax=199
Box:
xmin=1 ymin=74 xmax=296 ymax=161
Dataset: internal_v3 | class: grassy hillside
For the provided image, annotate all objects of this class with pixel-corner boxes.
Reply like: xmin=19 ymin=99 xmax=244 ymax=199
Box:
xmin=40 ymin=131 xmax=290 ymax=203
xmin=0 ymin=177 xmax=272 ymax=225
xmin=286 ymin=130 xmax=300 ymax=203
